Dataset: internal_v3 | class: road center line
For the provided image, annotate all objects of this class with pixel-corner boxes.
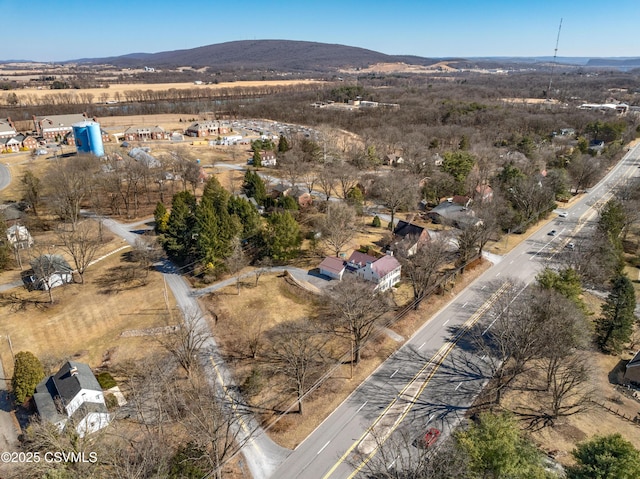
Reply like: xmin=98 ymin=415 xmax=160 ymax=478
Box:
xmin=317 ymin=440 xmax=331 ymax=455
xmin=462 ymin=302 xmax=468 ymax=308
xmin=390 ymin=369 xmax=398 ymax=378
xmin=418 ymin=342 xmax=425 ymax=350
xmin=356 ymin=401 xmax=368 ymax=413
xmin=455 ymin=381 xmax=462 ymax=391
xmin=443 ymin=319 xmax=450 ymax=326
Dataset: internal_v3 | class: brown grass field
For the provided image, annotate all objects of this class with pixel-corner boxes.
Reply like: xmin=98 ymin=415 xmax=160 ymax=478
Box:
xmin=0 ymin=238 xmax=176 ymax=377
xmin=6 ymin=79 xmax=320 ymax=105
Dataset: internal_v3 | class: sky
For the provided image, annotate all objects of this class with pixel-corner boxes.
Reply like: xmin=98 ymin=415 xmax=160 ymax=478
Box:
xmin=3 ymin=0 xmax=640 ymax=62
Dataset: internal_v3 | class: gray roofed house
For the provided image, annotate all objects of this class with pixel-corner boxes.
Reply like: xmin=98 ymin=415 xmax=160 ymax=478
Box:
xmin=624 ymin=351 xmax=640 ymax=385
xmin=34 ymin=361 xmax=110 ymax=437
xmin=0 ymin=118 xmax=17 ymax=138
xmin=128 ymin=147 xmax=161 ymax=168
xmin=29 ymin=254 xmax=73 ymax=290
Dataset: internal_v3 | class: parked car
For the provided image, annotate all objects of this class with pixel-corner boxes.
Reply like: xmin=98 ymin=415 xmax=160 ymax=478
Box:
xmin=34 ymin=149 xmax=47 ymax=156
xmin=558 ymin=212 xmax=568 ymax=218
xmin=566 ymin=242 xmax=575 ymax=250
xmin=412 ymin=427 xmax=441 ymax=449
xmin=548 ymin=230 xmax=557 ymax=236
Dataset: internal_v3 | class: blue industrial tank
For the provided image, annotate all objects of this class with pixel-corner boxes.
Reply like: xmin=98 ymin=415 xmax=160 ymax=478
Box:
xmin=72 ymin=120 xmax=104 ymax=157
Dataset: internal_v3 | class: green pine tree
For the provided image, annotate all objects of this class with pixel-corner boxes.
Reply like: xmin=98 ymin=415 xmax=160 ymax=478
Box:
xmin=264 ymin=211 xmax=301 ymax=261
xmin=163 ymin=191 xmax=197 ymax=261
xmin=596 ymin=274 xmax=637 ymax=353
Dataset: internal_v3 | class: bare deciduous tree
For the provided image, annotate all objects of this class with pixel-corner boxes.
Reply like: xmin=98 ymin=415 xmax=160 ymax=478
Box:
xmin=159 ymin=307 xmax=209 ymax=376
xmin=372 ymin=172 xmax=419 ymax=228
xmin=56 ymin=221 xmax=101 ymax=284
xmin=317 ymin=202 xmax=357 ymax=257
xmin=266 ymin=321 xmax=331 ymax=414
xmin=321 ymin=279 xmax=394 ymax=365
xmin=397 ymin=234 xmax=452 ymax=307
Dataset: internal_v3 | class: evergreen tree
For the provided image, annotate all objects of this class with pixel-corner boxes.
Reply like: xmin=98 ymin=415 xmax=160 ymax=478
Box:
xmin=12 ymin=351 xmax=45 ymax=404
xmin=264 ymin=211 xmax=301 ymax=261
xmin=0 ymin=215 xmax=12 ymax=271
xmin=536 ymin=267 xmax=586 ymax=311
xmin=278 ymin=134 xmax=290 ymax=153
xmin=596 ymin=274 xmax=637 ymax=353
xmin=252 ymin=149 xmax=262 ymax=168
xmin=228 ymin=195 xmax=262 ymax=239
xmin=162 ymin=191 xmax=197 ymax=261
xmin=243 ymin=170 xmax=267 ymax=205
xmin=195 ymin=177 xmax=241 ymax=271
xmin=456 ymin=412 xmax=549 ymax=479
xmin=569 ymin=434 xmax=640 ymax=479
xmin=153 ymin=201 xmax=169 ymax=234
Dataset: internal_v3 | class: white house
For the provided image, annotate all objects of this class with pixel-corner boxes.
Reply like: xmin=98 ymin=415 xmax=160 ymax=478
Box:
xmin=345 ymin=251 xmax=401 ymax=292
xmin=29 ymin=254 xmax=73 ymax=291
xmin=34 ymin=361 xmax=111 ymax=437
xmin=6 ymin=224 xmax=33 ymax=249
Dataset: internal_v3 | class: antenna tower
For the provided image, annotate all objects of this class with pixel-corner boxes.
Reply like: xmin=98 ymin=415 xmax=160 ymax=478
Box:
xmin=546 ymin=18 xmax=563 ymax=102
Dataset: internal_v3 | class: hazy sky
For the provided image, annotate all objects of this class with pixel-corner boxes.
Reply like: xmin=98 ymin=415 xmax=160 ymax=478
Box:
xmin=4 ymin=0 xmax=640 ymax=62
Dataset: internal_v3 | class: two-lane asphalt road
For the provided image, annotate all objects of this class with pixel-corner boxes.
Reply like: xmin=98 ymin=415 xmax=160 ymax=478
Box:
xmin=270 ymin=143 xmax=640 ymax=479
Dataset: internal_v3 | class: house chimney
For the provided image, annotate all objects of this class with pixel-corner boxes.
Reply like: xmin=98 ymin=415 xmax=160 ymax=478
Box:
xmin=70 ymin=366 xmax=78 ymax=376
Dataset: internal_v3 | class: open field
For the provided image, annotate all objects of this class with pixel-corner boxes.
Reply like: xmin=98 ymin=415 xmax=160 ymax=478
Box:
xmin=0 ymin=240 xmax=174 ymax=377
xmin=3 ymin=79 xmax=321 ymax=104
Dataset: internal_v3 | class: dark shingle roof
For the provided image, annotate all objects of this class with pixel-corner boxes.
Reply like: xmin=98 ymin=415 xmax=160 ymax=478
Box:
xmin=393 ymin=220 xmax=425 ymax=238
xmin=53 ymin=361 xmax=102 ymax=404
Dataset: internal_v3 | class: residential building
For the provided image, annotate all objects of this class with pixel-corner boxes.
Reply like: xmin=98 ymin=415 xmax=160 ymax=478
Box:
xmin=0 ymin=118 xmax=17 ymax=138
xmin=317 ymin=251 xmax=402 ymax=291
xmin=0 ymin=136 xmax=20 ymax=153
xmin=123 ymin=125 xmax=167 ymax=141
xmin=29 ymin=254 xmax=73 ymax=290
xmin=624 ymin=351 xmax=640 ymax=385
xmin=33 ymin=113 xmax=90 ymax=143
xmin=184 ymin=120 xmax=230 ymax=137
xmin=34 ymin=361 xmax=111 ymax=437
xmin=260 ymin=150 xmax=277 ymax=167
xmin=346 ymin=251 xmax=401 ymax=292
xmin=392 ymin=220 xmax=431 ymax=256
xmin=6 ymin=224 xmax=33 ymax=249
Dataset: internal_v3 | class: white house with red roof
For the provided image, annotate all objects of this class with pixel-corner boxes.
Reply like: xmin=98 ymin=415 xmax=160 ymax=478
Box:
xmin=347 ymin=251 xmax=401 ymax=292
xmin=318 ymin=250 xmax=401 ymax=291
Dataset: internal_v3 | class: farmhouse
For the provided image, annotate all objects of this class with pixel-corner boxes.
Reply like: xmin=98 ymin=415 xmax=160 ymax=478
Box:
xmin=34 ymin=361 xmax=111 ymax=437
xmin=346 ymin=251 xmax=401 ymax=292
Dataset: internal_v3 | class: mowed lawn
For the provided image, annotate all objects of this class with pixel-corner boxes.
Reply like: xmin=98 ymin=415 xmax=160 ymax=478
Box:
xmin=0 ymin=251 xmax=174 ymax=376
